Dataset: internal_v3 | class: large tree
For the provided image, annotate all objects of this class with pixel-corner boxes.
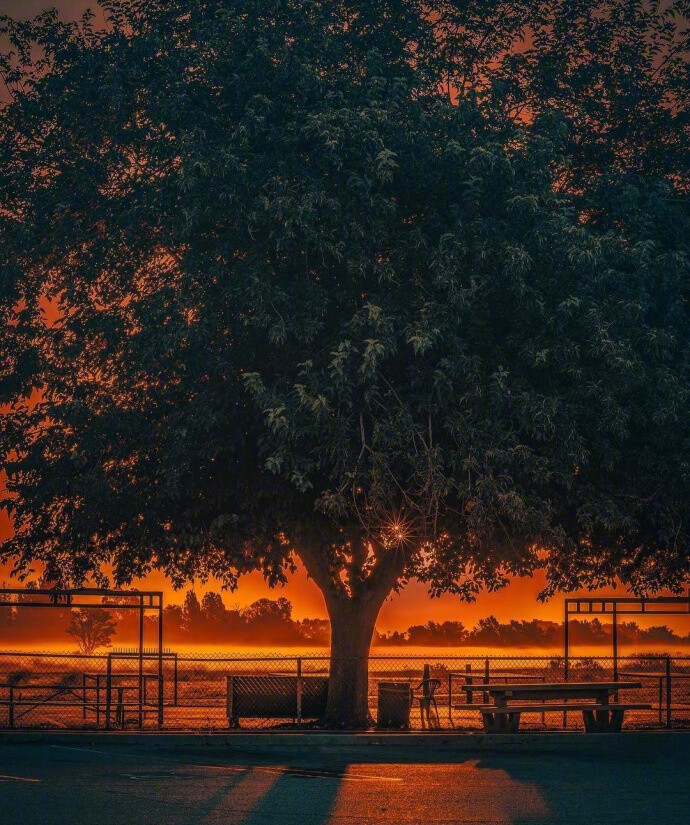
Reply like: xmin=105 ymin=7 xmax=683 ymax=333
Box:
xmin=1 ymin=1 xmax=689 ymax=726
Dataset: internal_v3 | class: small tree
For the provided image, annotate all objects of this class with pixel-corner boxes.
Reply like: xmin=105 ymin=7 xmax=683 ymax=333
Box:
xmin=181 ymin=591 xmax=203 ymax=634
xmin=66 ymin=609 xmax=117 ymax=655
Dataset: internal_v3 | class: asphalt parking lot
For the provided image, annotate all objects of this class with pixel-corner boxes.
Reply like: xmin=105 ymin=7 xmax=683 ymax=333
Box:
xmin=0 ymin=734 xmax=688 ymax=824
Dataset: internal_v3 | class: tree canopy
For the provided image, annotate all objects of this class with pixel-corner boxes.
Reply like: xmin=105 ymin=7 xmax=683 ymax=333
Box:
xmin=1 ymin=0 xmax=688 ymax=725
xmin=65 ymin=608 xmax=117 ymax=655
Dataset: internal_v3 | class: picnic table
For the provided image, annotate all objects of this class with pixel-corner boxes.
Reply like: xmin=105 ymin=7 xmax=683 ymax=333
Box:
xmin=448 ymin=670 xmax=549 ymax=725
xmin=452 ymin=671 xmax=546 ymax=704
xmin=456 ymin=681 xmax=650 ymax=733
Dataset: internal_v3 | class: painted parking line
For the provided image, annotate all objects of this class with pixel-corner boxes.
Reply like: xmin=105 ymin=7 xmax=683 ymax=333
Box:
xmin=0 ymin=774 xmax=42 ymax=783
xmin=122 ymin=772 xmax=181 ymax=780
xmin=51 ymin=745 xmax=166 ymax=759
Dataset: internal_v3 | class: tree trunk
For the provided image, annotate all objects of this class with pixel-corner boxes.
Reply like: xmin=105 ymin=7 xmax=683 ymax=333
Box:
xmin=294 ymin=537 xmax=405 ymax=729
xmin=324 ymin=596 xmax=380 ymax=728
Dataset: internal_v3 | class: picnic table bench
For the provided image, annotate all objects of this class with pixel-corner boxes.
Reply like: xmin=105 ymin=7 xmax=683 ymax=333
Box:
xmin=456 ymin=681 xmax=650 ymax=733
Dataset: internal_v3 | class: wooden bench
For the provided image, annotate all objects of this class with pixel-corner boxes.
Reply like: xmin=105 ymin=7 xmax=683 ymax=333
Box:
xmin=479 ymin=702 xmax=652 ymax=733
xmin=226 ymin=674 xmax=328 ymax=727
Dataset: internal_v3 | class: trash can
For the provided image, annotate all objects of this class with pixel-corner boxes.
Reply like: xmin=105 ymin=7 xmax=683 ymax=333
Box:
xmin=377 ymin=681 xmax=412 ymax=729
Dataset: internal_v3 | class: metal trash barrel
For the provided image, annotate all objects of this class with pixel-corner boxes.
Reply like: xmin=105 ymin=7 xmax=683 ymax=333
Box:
xmin=377 ymin=681 xmax=412 ymax=729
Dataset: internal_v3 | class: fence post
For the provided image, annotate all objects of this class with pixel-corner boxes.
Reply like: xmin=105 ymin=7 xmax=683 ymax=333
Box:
xmin=666 ymin=656 xmax=672 ymax=729
xmin=296 ymin=658 xmax=302 ymax=728
xmin=562 ymin=655 xmax=568 ymax=730
xmin=483 ymin=658 xmax=489 ymax=704
xmin=465 ymin=663 xmax=473 ymax=704
xmin=612 ymin=604 xmax=619 ymax=683
xmin=174 ymin=654 xmax=179 ymax=706
xmin=116 ymin=687 xmax=125 ymax=728
xmin=82 ymin=673 xmax=87 ymax=720
xmin=612 ymin=604 xmax=619 ymax=704
xmin=448 ymin=671 xmax=453 ymax=724
xmin=8 ymin=685 xmax=13 ymax=729
xmin=226 ymin=675 xmax=234 ymax=727
xmin=157 ymin=605 xmax=165 ymax=728
xmin=138 ymin=607 xmax=144 ymax=729
xmin=105 ymin=654 xmax=112 ymax=730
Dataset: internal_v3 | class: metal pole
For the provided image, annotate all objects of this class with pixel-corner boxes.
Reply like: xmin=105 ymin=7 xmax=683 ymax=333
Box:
xmin=612 ymin=603 xmax=619 ymax=703
xmin=158 ymin=599 xmax=164 ymax=728
xmin=296 ymin=657 xmax=302 ymax=728
xmin=138 ymin=598 xmax=144 ymax=729
xmin=117 ymin=686 xmax=125 ymax=728
xmin=226 ymin=675 xmax=234 ymax=727
xmin=9 ymin=685 xmax=13 ymax=729
xmin=563 ymin=602 xmax=569 ymax=729
xmin=612 ymin=603 xmax=619 ymax=682
xmin=564 ymin=602 xmax=569 ymax=683
xmin=666 ymin=656 xmax=672 ymax=729
xmin=105 ymin=655 xmax=112 ymax=729
xmin=448 ymin=672 xmax=452 ymax=724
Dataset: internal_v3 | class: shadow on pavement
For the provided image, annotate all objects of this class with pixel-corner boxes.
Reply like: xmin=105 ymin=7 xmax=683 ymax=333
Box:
xmin=0 ymin=737 xmax=688 ymax=825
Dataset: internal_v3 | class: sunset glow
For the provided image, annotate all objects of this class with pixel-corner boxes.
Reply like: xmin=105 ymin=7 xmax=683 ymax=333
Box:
xmin=0 ymin=13 xmax=688 ymax=821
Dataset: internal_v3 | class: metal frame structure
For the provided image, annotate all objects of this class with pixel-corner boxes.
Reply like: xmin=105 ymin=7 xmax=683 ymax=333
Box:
xmin=564 ymin=595 xmax=690 ymax=683
xmin=0 ymin=588 xmax=164 ymax=727
xmin=107 ymin=648 xmax=179 ymax=706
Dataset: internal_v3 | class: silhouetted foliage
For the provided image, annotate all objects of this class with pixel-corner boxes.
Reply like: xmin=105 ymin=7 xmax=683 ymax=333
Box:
xmin=375 ymin=615 xmax=689 ymax=648
xmin=65 ymin=609 xmax=117 ymax=654
xmin=1 ymin=0 xmax=688 ymax=725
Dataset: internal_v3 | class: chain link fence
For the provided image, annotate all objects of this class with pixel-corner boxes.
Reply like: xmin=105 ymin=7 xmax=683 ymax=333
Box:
xmin=1 ymin=650 xmax=688 ymax=731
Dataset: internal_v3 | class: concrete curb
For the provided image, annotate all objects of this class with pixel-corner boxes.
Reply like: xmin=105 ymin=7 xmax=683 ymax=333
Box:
xmin=1 ymin=729 xmax=687 ymax=754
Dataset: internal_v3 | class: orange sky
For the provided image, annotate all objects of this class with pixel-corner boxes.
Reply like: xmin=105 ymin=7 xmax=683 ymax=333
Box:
xmin=1 ymin=0 xmax=686 ymax=636
xmin=2 ymin=502 xmax=671 ymax=632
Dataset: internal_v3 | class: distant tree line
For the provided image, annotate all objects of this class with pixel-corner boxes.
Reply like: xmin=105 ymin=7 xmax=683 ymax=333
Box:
xmin=0 ymin=586 xmax=687 ymax=649
xmin=373 ymin=617 xmax=689 ymax=648
xmin=161 ymin=591 xmax=331 ymax=645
